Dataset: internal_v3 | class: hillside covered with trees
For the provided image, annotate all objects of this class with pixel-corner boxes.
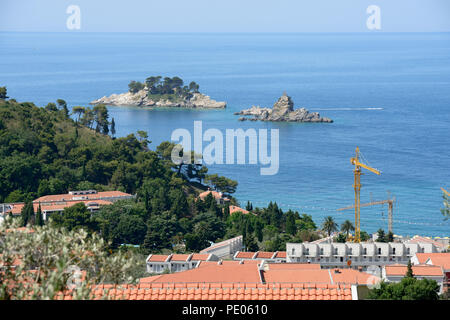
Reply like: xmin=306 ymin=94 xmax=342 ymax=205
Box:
xmin=0 ymin=89 xmax=323 ymax=254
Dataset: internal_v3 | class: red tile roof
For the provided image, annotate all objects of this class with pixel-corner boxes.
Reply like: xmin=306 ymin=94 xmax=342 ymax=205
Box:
xmin=255 ymin=251 xmax=275 ymax=259
xmin=32 ymin=191 xmax=131 ymax=204
xmin=416 ymin=253 xmax=450 ymax=270
xmin=55 ymin=283 xmax=353 ymax=300
xmin=147 ymin=255 xmax=170 ymax=262
xmin=141 ymin=263 xmax=262 ymax=284
xmin=190 ymin=254 xmax=210 ymax=261
xmin=385 ymin=264 xmax=444 ymax=277
xmin=264 ymin=268 xmax=376 ymax=285
xmin=170 ymin=254 xmax=191 ymax=262
xmin=235 ymin=252 xmax=256 ymax=259
xmin=8 ymin=200 xmax=113 ymax=215
xmin=274 ymin=251 xmax=287 ymax=258
xmin=228 ymin=205 xmax=250 ymax=215
xmin=266 ymin=263 xmax=321 ymax=270
xmin=198 ymin=190 xmax=223 ymax=201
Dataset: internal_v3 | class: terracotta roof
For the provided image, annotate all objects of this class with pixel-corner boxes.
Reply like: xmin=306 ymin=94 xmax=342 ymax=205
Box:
xmin=266 ymin=263 xmax=321 ymax=270
xmin=264 ymin=269 xmax=331 ymax=284
xmin=264 ymin=268 xmax=376 ymax=285
xmin=274 ymin=251 xmax=287 ymax=258
xmin=196 ymin=260 xmax=260 ymax=268
xmin=8 ymin=200 xmax=113 ymax=215
xmin=141 ymin=263 xmax=262 ymax=284
xmin=255 ymin=252 xmax=275 ymax=259
xmin=33 ymin=191 xmax=132 ymax=203
xmin=235 ymin=252 xmax=256 ymax=259
xmin=385 ymin=264 xmax=444 ymax=277
xmin=54 ymin=282 xmax=353 ymax=300
xmin=147 ymin=255 xmax=170 ymax=262
xmin=229 ymin=205 xmax=250 ymax=215
xmin=416 ymin=253 xmax=450 ymax=269
xmin=190 ymin=254 xmax=210 ymax=261
xmin=198 ymin=190 xmax=223 ymax=201
xmin=170 ymin=254 xmax=191 ymax=262
xmin=331 ymin=269 xmax=378 ymax=285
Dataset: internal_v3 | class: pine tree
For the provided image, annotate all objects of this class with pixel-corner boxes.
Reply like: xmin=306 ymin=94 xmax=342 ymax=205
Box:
xmin=245 ymin=234 xmax=259 ymax=252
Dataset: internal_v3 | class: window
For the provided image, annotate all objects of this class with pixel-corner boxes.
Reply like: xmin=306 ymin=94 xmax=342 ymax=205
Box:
xmin=363 ymin=248 xmax=367 ymax=255
xmin=320 ymin=248 xmax=324 ymax=255
xmin=334 ymin=248 xmax=338 ymax=255
xmin=349 ymin=248 xmax=353 ymax=255
xmin=407 ymin=248 xmax=410 ymax=255
xmin=392 ymin=248 xmax=396 ymax=255
xmin=292 ymin=248 xmax=295 ymax=255
xmin=305 ymin=248 xmax=310 ymax=255
xmin=378 ymin=248 xmax=382 ymax=255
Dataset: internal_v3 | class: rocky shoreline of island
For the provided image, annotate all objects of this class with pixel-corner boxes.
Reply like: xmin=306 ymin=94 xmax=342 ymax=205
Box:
xmin=234 ymin=93 xmax=333 ymax=123
xmin=90 ymin=76 xmax=226 ymax=109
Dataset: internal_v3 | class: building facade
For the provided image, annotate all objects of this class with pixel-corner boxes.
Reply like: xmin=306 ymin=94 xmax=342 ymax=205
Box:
xmin=286 ymin=242 xmax=438 ymax=271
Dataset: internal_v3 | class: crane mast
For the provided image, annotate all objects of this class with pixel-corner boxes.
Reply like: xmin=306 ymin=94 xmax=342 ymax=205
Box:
xmin=350 ymin=147 xmax=381 ymax=242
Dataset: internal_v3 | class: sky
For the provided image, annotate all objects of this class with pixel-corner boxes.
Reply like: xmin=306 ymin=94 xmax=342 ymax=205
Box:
xmin=1 ymin=0 xmax=450 ymax=32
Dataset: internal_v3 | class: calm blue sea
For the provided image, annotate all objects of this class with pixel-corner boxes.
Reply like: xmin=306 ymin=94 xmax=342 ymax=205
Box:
xmin=1 ymin=32 xmax=449 ymax=237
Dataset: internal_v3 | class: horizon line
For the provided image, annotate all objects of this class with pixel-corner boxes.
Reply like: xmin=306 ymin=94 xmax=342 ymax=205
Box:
xmin=1 ymin=31 xmax=450 ymax=34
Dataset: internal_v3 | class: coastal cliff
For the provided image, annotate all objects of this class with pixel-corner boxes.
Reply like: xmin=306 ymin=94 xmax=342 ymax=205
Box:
xmin=235 ymin=93 xmax=333 ymax=123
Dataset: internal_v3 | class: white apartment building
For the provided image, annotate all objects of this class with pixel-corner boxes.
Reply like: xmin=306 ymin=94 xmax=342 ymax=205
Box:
xmin=199 ymin=235 xmax=243 ymax=259
xmin=146 ymin=253 xmax=219 ymax=274
xmin=286 ymin=242 xmax=438 ymax=271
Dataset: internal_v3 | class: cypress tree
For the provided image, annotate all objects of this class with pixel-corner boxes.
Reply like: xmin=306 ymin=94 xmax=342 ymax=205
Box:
xmin=110 ymin=117 xmax=116 ymax=137
xmin=406 ymin=260 xmax=414 ymax=278
xmin=35 ymin=203 xmax=44 ymax=226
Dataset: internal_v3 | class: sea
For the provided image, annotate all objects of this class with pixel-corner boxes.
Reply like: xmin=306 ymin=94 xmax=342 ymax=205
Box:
xmin=1 ymin=32 xmax=449 ymax=237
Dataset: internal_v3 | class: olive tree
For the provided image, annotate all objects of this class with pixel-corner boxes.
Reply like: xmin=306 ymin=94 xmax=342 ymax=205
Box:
xmin=0 ymin=218 xmax=138 ymax=300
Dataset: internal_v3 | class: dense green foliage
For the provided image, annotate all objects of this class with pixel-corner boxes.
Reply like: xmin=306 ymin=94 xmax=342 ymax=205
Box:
xmin=368 ymin=264 xmax=440 ymax=300
xmin=0 ymin=86 xmax=9 ymax=100
xmin=376 ymin=228 xmax=393 ymax=242
xmin=0 ymin=97 xmax=323 ymax=254
xmin=128 ymin=76 xmax=200 ymax=101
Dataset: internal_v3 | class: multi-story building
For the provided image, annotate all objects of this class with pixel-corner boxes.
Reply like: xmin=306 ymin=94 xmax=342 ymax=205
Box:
xmin=199 ymin=235 xmax=243 ymax=259
xmin=0 ymin=190 xmax=134 ymax=221
xmin=146 ymin=253 xmax=219 ymax=274
xmin=233 ymin=251 xmax=287 ymax=263
xmin=286 ymin=242 xmax=438 ymax=271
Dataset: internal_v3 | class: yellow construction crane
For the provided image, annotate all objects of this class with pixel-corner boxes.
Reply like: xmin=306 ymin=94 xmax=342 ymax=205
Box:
xmin=349 ymin=147 xmax=381 ymax=242
xmin=337 ymin=196 xmax=395 ymax=235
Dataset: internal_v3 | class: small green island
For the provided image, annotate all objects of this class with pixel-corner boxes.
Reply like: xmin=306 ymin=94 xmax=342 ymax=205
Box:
xmin=90 ymin=76 xmax=226 ymax=109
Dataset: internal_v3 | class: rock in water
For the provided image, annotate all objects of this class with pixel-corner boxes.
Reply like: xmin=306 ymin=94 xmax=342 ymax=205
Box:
xmin=235 ymin=92 xmax=333 ymax=123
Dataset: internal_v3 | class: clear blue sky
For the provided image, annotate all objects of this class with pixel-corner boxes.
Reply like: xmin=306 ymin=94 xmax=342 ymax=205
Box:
xmin=1 ymin=0 xmax=450 ymax=32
